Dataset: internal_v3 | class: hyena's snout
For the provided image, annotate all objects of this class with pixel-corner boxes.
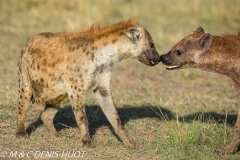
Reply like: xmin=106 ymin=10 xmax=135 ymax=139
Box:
xmin=151 ymin=53 xmax=162 ymax=65
xmin=160 ymin=53 xmax=174 ymax=66
xmin=160 ymin=54 xmax=168 ymax=64
xmin=143 ymin=51 xmax=162 ymax=66
xmin=160 ymin=53 xmax=183 ymax=70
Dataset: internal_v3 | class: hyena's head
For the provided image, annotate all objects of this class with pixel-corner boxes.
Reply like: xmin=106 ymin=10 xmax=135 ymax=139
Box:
xmin=160 ymin=26 xmax=213 ymax=70
xmin=124 ymin=25 xmax=161 ymax=66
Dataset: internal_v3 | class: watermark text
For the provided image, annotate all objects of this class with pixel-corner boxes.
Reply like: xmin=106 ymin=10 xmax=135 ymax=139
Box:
xmin=0 ymin=150 xmax=86 ymax=159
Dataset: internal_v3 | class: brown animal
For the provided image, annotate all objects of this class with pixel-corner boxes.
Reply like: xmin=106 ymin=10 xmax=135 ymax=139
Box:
xmin=160 ymin=26 xmax=240 ymax=154
xmin=16 ymin=18 xmax=161 ymax=147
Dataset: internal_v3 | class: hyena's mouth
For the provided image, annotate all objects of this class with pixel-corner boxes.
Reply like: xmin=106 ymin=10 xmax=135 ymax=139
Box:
xmin=148 ymin=57 xmax=160 ymax=66
xmin=150 ymin=60 xmax=156 ymax=66
xmin=141 ymin=57 xmax=157 ymax=66
xmin=166 ymin=65 xmax=182 ymax=70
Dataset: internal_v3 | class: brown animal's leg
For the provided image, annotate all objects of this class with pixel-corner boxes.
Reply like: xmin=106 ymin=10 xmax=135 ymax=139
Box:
xmin=41 ymin=104 xmax=59 ymax=137
xmin=216 ymin=110 xmax=240 ymax=154
xmin=216 ymin=79 xmax=240 ymax=154
xmin=16 ymin=77 xmax=32 ymax=137
xmin=94 ymin=84 xmax=135 ymax=148
xmin=216 ymin=79 xmax=240 ymax=153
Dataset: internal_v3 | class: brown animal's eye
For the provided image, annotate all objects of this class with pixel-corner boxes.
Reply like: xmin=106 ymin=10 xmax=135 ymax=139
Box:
xmin=176 ymin=50 xmax=182 ymax=56
xmin=150 ymin=43 xmax=154 ymax=49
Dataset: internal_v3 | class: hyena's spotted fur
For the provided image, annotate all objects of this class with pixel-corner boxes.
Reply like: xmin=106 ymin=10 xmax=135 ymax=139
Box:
xmin=17 ymin=18 xmax=160 ymax=147
xmin=161 ymin=26 xmax=240 ymax=154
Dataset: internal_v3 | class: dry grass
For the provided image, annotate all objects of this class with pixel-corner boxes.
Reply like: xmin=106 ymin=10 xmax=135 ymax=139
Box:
xmin=0 ymin=0 xmax=240 ymax=159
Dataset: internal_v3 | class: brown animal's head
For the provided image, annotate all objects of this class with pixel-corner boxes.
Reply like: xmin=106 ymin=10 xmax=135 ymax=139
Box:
xmin=124 ymin=25 xmax=161 ymax=66
xmin=160 ymin=26 xmax=213 ymax=70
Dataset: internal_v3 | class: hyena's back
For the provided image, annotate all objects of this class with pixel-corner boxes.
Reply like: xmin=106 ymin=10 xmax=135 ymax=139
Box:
xmin=19 ymin=33 xmax=72 ymax=105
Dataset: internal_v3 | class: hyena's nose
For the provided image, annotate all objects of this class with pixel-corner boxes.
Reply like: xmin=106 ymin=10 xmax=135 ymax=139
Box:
xmin=160 ymin=55 xmax=166 ymax=62
xmin=159 ymin=55 xmax=163 ymax=62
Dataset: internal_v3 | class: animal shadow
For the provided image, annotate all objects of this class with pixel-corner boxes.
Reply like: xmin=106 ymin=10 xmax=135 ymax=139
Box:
xmin=26 ymin=105 xmax=238 ymax=137
xmin=26 ymin=104 xmax=174 ymax=137
xmin=179 ymin=111 xmax=238 ymax=126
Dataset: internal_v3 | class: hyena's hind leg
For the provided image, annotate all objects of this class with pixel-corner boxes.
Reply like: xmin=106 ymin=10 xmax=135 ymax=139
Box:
xmin=16 ymin=76 xmax=33 ymax=137
xmin=41 ymin=104 xmax=59 ymax=137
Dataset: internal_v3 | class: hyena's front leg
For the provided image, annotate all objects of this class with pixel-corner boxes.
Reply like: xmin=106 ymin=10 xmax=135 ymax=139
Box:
xmin=216 ymin=79 xmax=240 ymax=154
xmin=94 ymin=79 xmax=135 ymax=148
xmin=70 ymin=94 xmax=94 ymax=147
xmin=64 ymin=75 xmax=94 ymax=147
xmin=215 ymin=109 xmax=240 ymax=154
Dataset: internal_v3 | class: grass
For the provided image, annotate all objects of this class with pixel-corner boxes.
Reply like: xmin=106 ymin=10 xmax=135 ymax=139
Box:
xmin=0 ymin=0 xmax=240 ymax=159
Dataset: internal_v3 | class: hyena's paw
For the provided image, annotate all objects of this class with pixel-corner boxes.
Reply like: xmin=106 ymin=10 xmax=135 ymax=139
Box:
xmin=122 ymin=137 xmax=136 ymax=148
xmin=80 ymin=140 xmax=96 ymax=148
xmin=126 ymin=141 xmax=136 ymax=149
xmin=51 ymin=134 xmax=63 ymax=140
xmin=49 ymin=131 xmax=59 ymax=138
xmin=215 ymin=140 xmax=239 ymax=154
xmin=15 ymin=131 xmax=28 ymax=138
xmin=215 ymin=147 xmax=237 ymax=154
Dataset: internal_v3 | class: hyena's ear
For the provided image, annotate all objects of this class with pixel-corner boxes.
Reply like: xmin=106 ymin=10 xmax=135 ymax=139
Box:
xmin=125 ymin=28 xmax=141 ymax=43
xmin=198 ymin=33 xmax=213 ymax=51
xmin=194 ymin=26 xmax=205 ymax=35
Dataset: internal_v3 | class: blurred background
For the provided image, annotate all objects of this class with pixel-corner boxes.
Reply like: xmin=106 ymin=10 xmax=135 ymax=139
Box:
xmin=1 ymin=0 xmax=239 ymax=57
xmin=0 ymin=0 xmax=240 ymax=159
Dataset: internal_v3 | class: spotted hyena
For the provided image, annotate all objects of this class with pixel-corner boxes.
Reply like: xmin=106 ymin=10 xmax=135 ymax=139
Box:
xmin=16 ymin=18 xmax=161 ymax=147
xmin=160 ymin=26 xmax=240 ymax=154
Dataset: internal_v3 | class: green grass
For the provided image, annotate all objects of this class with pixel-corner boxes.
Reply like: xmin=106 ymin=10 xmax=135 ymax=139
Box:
xmin=0 ymin=0 xmax=240 ymax=159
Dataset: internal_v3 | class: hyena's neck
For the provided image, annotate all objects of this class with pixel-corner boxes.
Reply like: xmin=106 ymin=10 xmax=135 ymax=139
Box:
xmin=94 ymin=43 xmax=131 ymax=69
xmin=198 ymin=57 xmax=239 ymax=78
xmin=197 ymin=41 xmax=240 ymax=79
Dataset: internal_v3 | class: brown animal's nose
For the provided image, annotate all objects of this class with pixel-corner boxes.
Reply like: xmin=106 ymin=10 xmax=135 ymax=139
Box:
xmin=160 ymin=55 xmax=166 ymax=61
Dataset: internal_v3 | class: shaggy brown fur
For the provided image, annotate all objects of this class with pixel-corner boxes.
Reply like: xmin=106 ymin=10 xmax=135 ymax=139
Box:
xmin=16 ymin=18 xmax=161 ymax=148
xmin=160 ymin=26 xmax=240 ymax=154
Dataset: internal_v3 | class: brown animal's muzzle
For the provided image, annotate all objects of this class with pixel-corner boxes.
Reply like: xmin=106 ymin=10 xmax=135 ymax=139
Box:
xmin=160 ymin=54 xmax=170 ymax=65
xmin=160 ymin=53 xmax=182 ymax=70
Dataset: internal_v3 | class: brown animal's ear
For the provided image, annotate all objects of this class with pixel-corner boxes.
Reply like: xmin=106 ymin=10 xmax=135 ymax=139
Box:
xmin=125 ymin=28 xmax=141 ymax=43
xmin=194 ymin=26 xmax=205 ymax=35
xmin=198 ymin=33 xmax=213 ymax=51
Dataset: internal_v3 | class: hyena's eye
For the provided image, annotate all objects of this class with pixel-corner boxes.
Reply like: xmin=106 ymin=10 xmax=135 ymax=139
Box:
xmin=176 ymin=50 xmax=182 ymax=56
xmin=150 ymin=43 xmax=154 ymax=49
